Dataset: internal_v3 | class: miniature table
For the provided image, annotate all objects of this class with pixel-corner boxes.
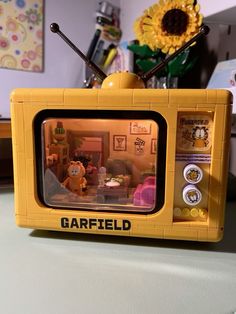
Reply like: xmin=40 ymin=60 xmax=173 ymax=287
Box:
xmin=1 ymin=188 xmax=236 ymax=314
xmin=97 ymin=185 xmax=128 ymax=203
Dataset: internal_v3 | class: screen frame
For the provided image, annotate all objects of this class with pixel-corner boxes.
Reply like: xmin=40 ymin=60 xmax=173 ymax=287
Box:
xmin=34 ymin=109 xmax=167 ymax=215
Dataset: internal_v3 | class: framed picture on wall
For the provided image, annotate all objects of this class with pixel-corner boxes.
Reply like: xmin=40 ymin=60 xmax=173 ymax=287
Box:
xmin=130 ymin=121 xmax=151 ymax=135
xmin=113 ymin=135 xmax=127 ymax=151
xmin=151 ymin=138 xmax=157 ymax=154
xmin=0 ymin=0 xmax=44 ymax=72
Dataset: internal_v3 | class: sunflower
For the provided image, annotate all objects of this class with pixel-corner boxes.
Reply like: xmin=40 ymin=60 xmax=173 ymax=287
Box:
xmin=133 ymin=4 xmax=158 ymax=47
xmin=134 ymin=0 xmax=203 ymax=55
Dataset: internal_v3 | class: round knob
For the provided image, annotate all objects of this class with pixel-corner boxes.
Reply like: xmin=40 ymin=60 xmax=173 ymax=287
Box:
xmin=182 ymin=184 xmax=202 ymax=206
xmin=183 ymin=164 xmax=203 ymax=184
xmin=101 ymin=72 xmax=145 ymax=89
xmin=50 ymin=23 xmax=60 ymax=33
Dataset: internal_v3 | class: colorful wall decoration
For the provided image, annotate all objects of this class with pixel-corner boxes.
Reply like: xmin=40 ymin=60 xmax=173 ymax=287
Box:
xmin=0 ymin=0 xmax=44 ymax=72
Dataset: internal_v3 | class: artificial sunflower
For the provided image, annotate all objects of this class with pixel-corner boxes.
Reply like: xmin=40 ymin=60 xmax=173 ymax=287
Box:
xmin=133 ymin=4 xmax=158 ymax=47
xmin=134 ymin=0 xmax=203 ymax=55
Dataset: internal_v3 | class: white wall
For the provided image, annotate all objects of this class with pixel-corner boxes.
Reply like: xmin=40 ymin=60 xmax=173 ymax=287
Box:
xmin=0 ymin=0 xmax=120 ymax=118
xmin=199 ymin=0 xmax=236 ymax=22
xmin=2 ymin=0 xmax=233 ymax=118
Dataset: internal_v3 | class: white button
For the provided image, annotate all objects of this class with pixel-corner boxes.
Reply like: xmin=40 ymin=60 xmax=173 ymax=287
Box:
xmin=183 ymin=164 xmax=203 ymax=184
xmin=182 ymin=184 xmax=202 ymax=206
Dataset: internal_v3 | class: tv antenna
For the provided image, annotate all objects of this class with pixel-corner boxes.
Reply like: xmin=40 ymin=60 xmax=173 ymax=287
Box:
xmin=50 ymin=22 xmax=210 ymax=88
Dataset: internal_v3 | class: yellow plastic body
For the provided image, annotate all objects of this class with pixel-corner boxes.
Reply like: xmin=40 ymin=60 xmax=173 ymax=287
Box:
xmin=102 ymin=72 xmax=145 ymax=89
xmin=11 ymin=88 xmax=232 ymax=241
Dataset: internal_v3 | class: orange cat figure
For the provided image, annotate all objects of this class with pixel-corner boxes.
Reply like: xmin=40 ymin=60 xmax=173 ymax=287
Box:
xmin=62 ymin=161 xmax=87 ymax=195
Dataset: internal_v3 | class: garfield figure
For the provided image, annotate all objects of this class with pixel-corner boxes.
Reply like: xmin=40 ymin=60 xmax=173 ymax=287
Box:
xmin=62 ymin=161 xmax=87 ymax=195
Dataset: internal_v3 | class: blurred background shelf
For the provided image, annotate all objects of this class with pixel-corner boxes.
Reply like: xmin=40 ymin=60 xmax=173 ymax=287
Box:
xmin=0 ymin=119 xmax=13 ymax=188
xmin=0 ymin=119 xmax=11 ymax=138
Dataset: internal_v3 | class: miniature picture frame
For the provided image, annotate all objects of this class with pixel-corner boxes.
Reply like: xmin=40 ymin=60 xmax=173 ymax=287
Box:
xmin=151 ymin=138 xmax=157 ymax=154
xmin=130 ymin=121 xmax=151 ymax=134
xmin=113 ymin=135 xmax=127 ymax=151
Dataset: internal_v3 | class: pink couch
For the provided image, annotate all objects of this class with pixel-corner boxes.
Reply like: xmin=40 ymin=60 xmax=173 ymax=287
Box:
xmin=133 ymin=176 xmax=156 ymax=207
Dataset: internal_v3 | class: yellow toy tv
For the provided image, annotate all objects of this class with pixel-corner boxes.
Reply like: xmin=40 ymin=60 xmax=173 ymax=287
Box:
xmin=11 ymin=24 xmax=232 ymax=241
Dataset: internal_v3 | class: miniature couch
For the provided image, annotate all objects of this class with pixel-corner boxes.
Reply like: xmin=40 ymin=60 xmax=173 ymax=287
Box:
xmin=105 ymin=158 xmax=141 ymax=187
xmin=133 ymin=176 xmax=156 ymax=207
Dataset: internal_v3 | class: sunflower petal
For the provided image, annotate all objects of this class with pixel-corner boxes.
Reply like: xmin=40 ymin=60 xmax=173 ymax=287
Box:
xmin=195 ymin=4 xmax=200 ymax=12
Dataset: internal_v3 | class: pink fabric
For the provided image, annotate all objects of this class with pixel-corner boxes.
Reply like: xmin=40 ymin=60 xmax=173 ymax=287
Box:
xmin=133 ymin=176 xmax=156 ymax=207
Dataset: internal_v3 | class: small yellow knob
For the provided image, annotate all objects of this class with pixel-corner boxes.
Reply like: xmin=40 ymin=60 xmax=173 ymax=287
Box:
xmin=101 ymin=72 xmax=145 ymax=89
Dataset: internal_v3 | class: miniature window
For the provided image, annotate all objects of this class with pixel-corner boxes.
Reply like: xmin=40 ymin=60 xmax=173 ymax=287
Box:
xmin=35 ymin=110 xmax=166 ymax=214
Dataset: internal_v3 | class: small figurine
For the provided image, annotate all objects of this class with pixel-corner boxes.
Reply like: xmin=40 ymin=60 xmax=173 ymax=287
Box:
xmin=86 ymin=162 xmax=97 ymax=174
xmin=46 ymin=153 xmax=58 ymax=167
xmin=53 ymin=121 xmax=66 ymax=144
xmin=62 ymin=161 xmax=87 ymax=195
xmin=98 ymin=166 xmax=107 ymax=187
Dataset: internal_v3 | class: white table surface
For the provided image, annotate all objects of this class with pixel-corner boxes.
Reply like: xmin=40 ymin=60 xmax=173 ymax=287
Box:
xmin=1 ymin=188 xmax=236 ymax=314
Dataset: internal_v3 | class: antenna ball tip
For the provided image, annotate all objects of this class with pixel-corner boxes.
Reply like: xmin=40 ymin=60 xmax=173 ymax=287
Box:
xmin=50 ymin=23 xmax=60 ymax=33
xmin=201 ymin=24 xmax=210 ymax=35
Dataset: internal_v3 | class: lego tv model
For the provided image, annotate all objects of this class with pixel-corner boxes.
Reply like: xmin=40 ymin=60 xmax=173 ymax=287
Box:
xmin=11 ymin=87 xmax=232 ymax=241
xmin=11 ymin=24 xmax=232 ymax=241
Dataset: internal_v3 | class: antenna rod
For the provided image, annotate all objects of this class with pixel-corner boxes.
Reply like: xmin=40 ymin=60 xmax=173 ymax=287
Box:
xmin=50 ymin=23 xmax=107 ymax=82
xmin=140 ymin=25 xmax=210 ymax=83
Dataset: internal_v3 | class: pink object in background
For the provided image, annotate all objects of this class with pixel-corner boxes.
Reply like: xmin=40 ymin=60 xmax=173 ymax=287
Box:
xmin=133 ymin=176 xmax=156 ymax=207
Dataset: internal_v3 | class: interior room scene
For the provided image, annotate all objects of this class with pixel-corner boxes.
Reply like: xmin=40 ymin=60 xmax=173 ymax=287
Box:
xmin=1 ymin=1 xmax=236 ymax=314
xmin=42 ymin=117 xmax=158 ymax=211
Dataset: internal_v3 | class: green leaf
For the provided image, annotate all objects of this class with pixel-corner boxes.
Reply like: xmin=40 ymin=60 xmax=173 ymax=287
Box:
xmin=128 ymin=44 xmax=159 ymax=58
xmin=167 ymin=49 xmax=190 ymax=77
xmin=167 ymin=48 xmax=199 ymax=77
xmin=136 ymin=59 xmax=167 ymax=77
xmin=136 ymin=59 xmax=157 ymax=72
